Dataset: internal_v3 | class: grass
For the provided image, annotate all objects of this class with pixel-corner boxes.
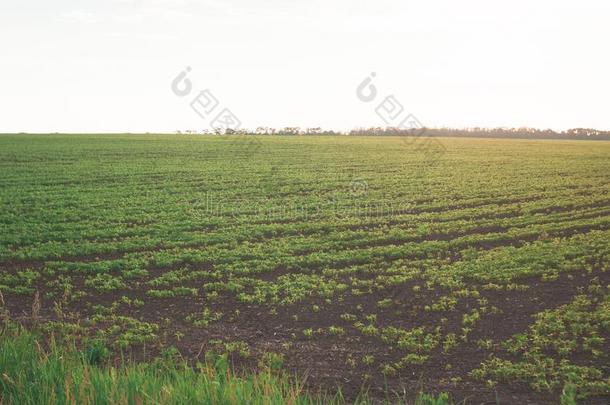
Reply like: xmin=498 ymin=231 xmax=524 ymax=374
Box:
xmin=0 ymin=324 xmax=322 ymax=405
xmin=0 ymin=324 xmax=452 ymax=405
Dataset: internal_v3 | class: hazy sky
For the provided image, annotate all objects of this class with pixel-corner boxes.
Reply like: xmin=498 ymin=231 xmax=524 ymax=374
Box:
xmin=1 ymin=1 xmax=609 ymax=133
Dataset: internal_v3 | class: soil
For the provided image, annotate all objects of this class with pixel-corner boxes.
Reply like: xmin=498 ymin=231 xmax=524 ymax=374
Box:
xmin=2 ymin=231 xmax=609 ymax=404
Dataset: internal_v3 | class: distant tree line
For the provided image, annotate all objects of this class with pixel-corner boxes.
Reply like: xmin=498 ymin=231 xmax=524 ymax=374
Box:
xmin=178 ymin=127 xmax=344 ymax=136
xmin=177 ymin=127 xmax=610 ymax=140
xmin=348 ymin=127 xmax=610 ymax=140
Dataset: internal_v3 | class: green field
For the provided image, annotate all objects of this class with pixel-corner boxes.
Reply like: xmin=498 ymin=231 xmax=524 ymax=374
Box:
xmin=1 ymin=134 xmax=609 ymax=403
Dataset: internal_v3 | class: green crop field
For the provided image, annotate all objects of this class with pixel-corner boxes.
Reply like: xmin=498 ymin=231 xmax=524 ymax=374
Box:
xmin=1 ymin=134 xmax=609 ymax=404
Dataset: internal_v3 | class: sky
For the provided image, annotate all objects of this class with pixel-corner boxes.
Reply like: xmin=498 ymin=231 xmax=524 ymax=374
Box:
xmin=1 ymin=0 xmax=609 ymax=133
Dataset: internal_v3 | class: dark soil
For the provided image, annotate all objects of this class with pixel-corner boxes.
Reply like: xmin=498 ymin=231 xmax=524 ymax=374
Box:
xmin=2 ymin=240 xmax=609 ymax=405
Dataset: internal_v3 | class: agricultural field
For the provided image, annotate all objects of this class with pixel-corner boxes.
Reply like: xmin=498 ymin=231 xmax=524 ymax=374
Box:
xmin=0 ymin=134 xmax=609 ymax=403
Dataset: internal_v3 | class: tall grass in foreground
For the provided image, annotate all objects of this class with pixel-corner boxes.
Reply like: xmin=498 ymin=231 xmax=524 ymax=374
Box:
xmin=0 ymin=325 xmax=451 ymax=405
xmin=0 ymin=325 xmax=319 ymax=405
